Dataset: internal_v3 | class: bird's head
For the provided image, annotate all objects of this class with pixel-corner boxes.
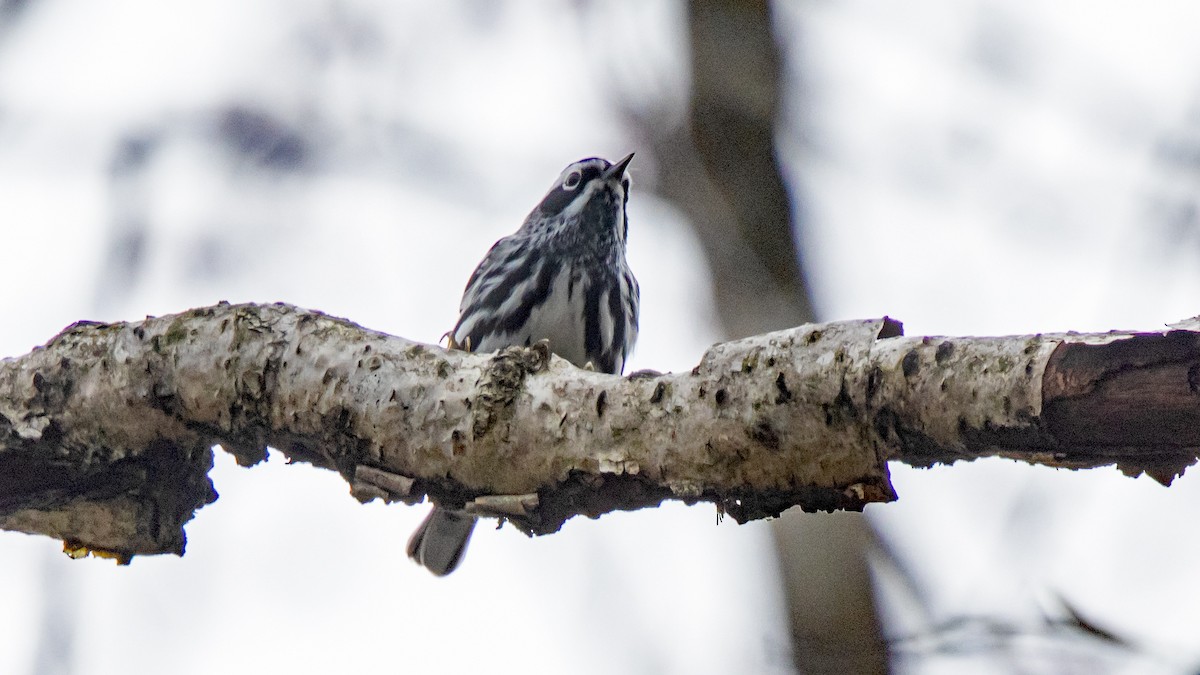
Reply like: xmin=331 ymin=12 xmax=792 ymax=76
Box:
xmin=525 ymin=153 xmax=634 ymax=248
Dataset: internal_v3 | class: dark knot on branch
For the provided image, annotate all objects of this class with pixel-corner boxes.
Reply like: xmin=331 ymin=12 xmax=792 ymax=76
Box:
xmin=471 ymin=340 xmax=551 ymax=440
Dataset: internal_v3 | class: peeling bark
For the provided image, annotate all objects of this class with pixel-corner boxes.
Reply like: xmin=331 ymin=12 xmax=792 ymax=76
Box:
xmin=1 ymin=302 xmax=1197 ymax=560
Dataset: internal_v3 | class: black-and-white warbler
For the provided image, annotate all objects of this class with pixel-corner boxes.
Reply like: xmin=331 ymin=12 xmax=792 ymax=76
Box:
xmin=407 ymin=154 xmax=641 ymax=576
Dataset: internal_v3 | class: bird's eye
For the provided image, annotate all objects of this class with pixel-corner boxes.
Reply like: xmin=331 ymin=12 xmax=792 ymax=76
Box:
xmin=563 ymin=171 xmax=582 ymax=189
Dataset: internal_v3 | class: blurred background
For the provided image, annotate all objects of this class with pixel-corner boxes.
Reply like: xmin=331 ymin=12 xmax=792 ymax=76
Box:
xmin=2 ymin=1 xmax=1200 ymax=673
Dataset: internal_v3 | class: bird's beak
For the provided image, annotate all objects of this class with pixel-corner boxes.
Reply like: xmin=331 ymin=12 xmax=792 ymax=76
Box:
xmin=604 ymin=152 xmax=634 ymax=180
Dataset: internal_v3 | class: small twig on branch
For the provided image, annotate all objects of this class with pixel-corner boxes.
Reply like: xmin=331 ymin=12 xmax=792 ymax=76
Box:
xmin=1 ymin=302 xmax=1197 ymax=561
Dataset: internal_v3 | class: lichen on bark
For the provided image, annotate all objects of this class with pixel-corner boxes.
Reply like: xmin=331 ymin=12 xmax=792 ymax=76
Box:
xmin=2 ymin=303 xmax=1197 ymax=560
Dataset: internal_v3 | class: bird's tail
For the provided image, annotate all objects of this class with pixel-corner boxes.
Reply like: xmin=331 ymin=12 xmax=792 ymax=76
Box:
xmin=407 ymin=507 xmax=477 ymax=576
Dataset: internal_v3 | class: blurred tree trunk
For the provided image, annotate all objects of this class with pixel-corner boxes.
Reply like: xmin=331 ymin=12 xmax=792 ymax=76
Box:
xmin=635 ymin=1 xmax=889 ymax=671
xmin=654 ymin=2 xmax=814 ymax=338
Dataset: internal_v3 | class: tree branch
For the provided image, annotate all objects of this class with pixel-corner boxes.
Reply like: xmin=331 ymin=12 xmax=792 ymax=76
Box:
xmin=1 ymin=303 xmax=1197 ymax=560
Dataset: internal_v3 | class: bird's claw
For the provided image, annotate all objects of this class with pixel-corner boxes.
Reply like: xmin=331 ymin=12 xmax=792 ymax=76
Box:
xmin=443 ymin=331 xmax=471 ymax=352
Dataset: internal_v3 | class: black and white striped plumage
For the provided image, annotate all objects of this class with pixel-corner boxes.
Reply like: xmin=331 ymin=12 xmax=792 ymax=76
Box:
xmin=407 ymin=154 xmax=640 ymax=576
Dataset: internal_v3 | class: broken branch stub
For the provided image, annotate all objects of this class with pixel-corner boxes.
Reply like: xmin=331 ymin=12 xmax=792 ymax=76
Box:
xmin=867 ymin=320 xmax=1200 ymax=482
